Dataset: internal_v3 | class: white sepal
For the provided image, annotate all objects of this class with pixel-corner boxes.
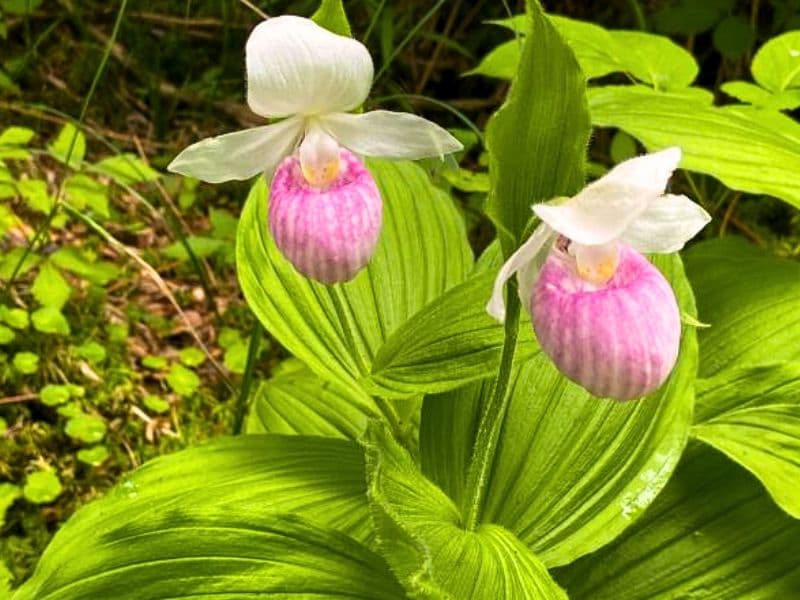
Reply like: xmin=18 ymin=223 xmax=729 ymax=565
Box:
xmin=167 ymin=117 xmax=303 ymax=183
xmin=487 ymin=224 xmax=554 ymax=322
xmin=246 ymin=16 xmax=373 ymax=118
xmin=533 ymin=147 xmax=683 ymax=246
xmin=619 ymin=193 xmax=711 ymax=253
xmin=320 ymin=110 xmax=463 ymax=159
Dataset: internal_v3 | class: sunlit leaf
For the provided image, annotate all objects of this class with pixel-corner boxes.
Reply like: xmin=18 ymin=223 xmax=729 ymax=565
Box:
xmin=683 ymin=237 xmax=800 ymax=375
xmin=752 ymin=30 xmax=800 ymax=92
xmin=23 ymin=470 xmax=62 ymax=504
xmin=693 ymin=362 xmax=800 ymax=518
xmin=364 ymin=422 xmax=567 ymax=598
xmin=32 ymin=261 xmax=71 ymax=309
xmin=556 ymin=445 xmax=800 ymax=598
xmin=50 ymin=247 xmax=120 ymax=285
xmin=15 ymin=435 xmax=390 ymax=599
xmin=48 ymin=123 xmax=86 ymax=170
xmin=589 ymin=85 xmax=800 ymax=210
xmin=31 ymin=306 xmax=70 ymax=335
xmin=92 ymin=154 xmax=160 ymax=186
xmin=366 ymin=271 xmax=539 ymax=397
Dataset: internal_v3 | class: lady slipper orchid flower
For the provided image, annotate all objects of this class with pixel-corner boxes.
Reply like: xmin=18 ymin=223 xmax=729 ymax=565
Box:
xmin=487 ymin=147 xmax=711 ymax=400
xmin=168 ymin=15 xmax=462 ymax=283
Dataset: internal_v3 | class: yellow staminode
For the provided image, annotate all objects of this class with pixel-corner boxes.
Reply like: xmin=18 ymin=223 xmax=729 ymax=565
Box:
xmin=574 ymin=242 xmax=620 ymax=285
xmin=301 ymin=158 xmax=341 ymax=189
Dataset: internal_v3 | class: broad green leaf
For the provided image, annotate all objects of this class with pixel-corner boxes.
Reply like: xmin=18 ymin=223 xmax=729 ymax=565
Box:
xmin=161 ymin=235 xmax=224 ymax=261
xmin=485 ymin=5 xmax=589 ymax=243
xmin=311 ymin=0 xmax=351 ymax=37
xmin=366 ymin=271 xmax=539 ymax=397
xmin=589 ymin=85 xmax=800 ymax=210
xmin=17 ymin=510 xmax=404 ymax=600
xmin=12 ymin=351 xmax=38 ymax=374
xmin=653 ymin=0 xmax=731 ymax=35
xmin=0 ymin=324 xmax=13 ymax=344
xmin=178 ymin=346 xmax=206 ymax=367
xmin=477 ymin=16 xmax=697 ymax=89
xmin=18 ymin=179 xmax=52 ymax=213
xmin=237 ymin=159 xmax=472 ymax=394
xmin=0 ymin=248 xmax=39 ymax=280
xmin=752 ymin=30 xmax=800 ymax=92
xmin=166 ymin=364 xmax=200 ymax=397
xmin=608 ymin=30 xmax=698 ymax=90
xmin=0 ymin=126 xmax=33 ymax=159
xmin=364 ymin=423 xmax=567 ymax=599
xmin=23 ymin=470 xmax=62 ymax=504
xmin=421 ymin=254 xmax=698 ymax=566
xmin=73 ymin=340 xmax=107 ymax=364
xmin=31 ymin=261 xmax=71 ymax=309
xmin=39 ymin=384 xmax=71 ymax=406
xmin=22 ymin=436 xmax=376 ymax=562
xmin=0 ymin=305 xmax=28 ymax=329
xmin=31 ymin=306 xmax=70 ymax=335
xmin=0 ymin=0 xmax=43 ymax=15
xmin=64 ymin=174 xmax=109 ymax=217
xmin=47 ymin=123 xmax=85 ymax=170
xmin=0 ymin=483 xmax=20 ymax=527
xmin=64 ymin=413 xmax=107 ymax=443
xmin=247 ymin=359 xmax=382 ymax=439
xmin=683 ymin=237 xmax=800 ymax=375
xmin=50 ymin=247 xmax=120 ymax=285
xmin=143 ymin=394 xmax=169 ymax=413
xmin=693 ymin=362 xmax=800 ymax=518
xmin=76 ymin=445 xmax=109 ymax=466
xmin=720 ymin=80 xmax=772 ymax=104
xmin=555 ymin=445 xmax=800 ymax=598
xmin=91 ymin=154 xmax=160 ymax=185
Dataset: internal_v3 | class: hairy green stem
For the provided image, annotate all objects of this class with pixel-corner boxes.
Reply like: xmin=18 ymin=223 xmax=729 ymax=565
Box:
xmin=463 ymin=285 xmax=522 ymax=531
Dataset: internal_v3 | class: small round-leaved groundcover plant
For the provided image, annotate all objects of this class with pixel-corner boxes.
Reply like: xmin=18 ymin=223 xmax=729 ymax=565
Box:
xmin=14 ymin=1 xmax=800 ymax=599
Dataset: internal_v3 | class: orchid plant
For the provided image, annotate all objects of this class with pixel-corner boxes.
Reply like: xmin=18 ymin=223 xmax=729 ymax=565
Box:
xmin=14 ymin=2 xmax=800 ymax=599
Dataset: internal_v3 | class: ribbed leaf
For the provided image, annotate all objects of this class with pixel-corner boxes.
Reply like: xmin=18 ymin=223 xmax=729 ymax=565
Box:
xmin=693 ymin=362 xmax=800 ymax=518
xmin=366 ymin=271 xmax=539 ymax=397
xmin=420 ymin=254 xmax=697 ymax=566
xmin=237 ymin=159 xmax=473 ymax=393
xmin=555 ymin=444 xmax=800 ymax=598
xmin=364 ymin=423 xmax=566 ymax=599
xmin=683 ymin=237 xmax=800 ymax=376
xmin=475 ymin=15 xmax=698 ymax=89
xmin=16 ymin=435 xmax=394 ymax=599
xmin=247 ymin=359 xmax=382 ymax=439
xmin=751 ymin=31 xmax=800 ymax=92
xmin=589 ymin=85 xmax=800 ymax=210
xmin=485 ymin=3 xmax=590 ymax=243
xmin=17 ymin=510 xmax=403 ymax=600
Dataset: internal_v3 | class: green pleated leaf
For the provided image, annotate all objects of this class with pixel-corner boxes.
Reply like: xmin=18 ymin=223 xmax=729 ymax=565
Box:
xmin=751 ymin=31 xmax=800 ymax=93
xmin=693 ymin=362 xmax=800 ymax=518
xmin=20 ymin=435 xmax=374 ymax=582
xmin=683 ymin=237 xmax=800 ymax=376
xmin=555 ymin=444 xmax=800 ymax=598
xmin=247 ymin=358 xmax=382 ymax=439
xmin=364 ymin=422 xmax=566 ymax=599
xmin=366 ymin=271 xmax=539 ymax=397
xmin=420 ymin=254 xmax=697 ymax=566
xmin=237 ymin=159 xmax=472 ymax=394
xmin=17 ymin=509 xmax=403 ymax=600
xmin=475 ymin=15 xmax=697 ymax=89
xmin=485 ymin=2 xmax=590 ymax=244
xmin=589 ymin=85 xmax=800 ymax=210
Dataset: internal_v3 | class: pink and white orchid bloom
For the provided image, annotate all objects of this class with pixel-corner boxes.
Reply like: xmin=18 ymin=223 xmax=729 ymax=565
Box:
xmin=168 ymin=15 xmax=461 ymax=283
xmin=487 ymin=147 xmax=711 ymax=400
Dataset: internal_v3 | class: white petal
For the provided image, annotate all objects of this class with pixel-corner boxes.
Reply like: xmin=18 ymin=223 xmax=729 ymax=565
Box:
xmin=534 ymin=147 xmax=683 ymax=246
xmin=319 ymin=110 xmax=463 ymax=159
xmin=620 ymin=194 xmax=711 ymax=253
xmin=167 ymin=117 xmax=303 ymax=183
xmin=246 ymin=16 xmax=373 ymax=118
xmin=487 ymin=224 xmax=554 ymax=322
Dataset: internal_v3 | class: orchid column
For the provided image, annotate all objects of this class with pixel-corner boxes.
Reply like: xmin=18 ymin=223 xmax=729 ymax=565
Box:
xmin=169 ymin=16 xmax=462 ymax=283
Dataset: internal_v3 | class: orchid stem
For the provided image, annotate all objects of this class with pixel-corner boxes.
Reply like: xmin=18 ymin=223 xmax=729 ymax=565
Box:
xmin=463 ymin=283 xmax=521 ymax=531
